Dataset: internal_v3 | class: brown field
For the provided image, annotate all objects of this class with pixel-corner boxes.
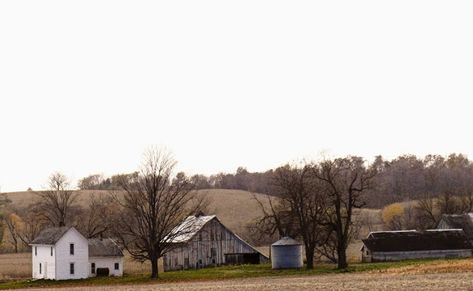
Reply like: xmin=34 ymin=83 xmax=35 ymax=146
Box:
xmin=24 ymin=272 xmax=473 ymax=290
xmin=0 ymin=253 xmax=30 ymax=279
xmin=0 ymin=252 xmax=158 ymax=280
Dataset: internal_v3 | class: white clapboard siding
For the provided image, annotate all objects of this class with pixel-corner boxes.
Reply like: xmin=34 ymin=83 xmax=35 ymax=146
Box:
xmin=54 ymin=228 xmax=89 ymax=280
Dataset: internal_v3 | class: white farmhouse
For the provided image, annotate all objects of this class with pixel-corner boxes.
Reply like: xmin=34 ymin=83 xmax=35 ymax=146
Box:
xmin=30 ymin=226 xmax=124 ymax=280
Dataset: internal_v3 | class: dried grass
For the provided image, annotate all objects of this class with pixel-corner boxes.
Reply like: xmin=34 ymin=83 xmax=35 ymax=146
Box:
xmin=0 ymin=253 xmax=31 ymax=279
xmin=371 ymin=258 xmax=473 ymax=275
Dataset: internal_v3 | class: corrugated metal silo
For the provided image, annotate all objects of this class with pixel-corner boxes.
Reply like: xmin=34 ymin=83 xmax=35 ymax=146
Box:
xmin=271 ymin=237 xmax=303 ymax=269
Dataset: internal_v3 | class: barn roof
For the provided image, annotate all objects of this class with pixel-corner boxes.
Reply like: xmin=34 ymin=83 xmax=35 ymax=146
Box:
xmin=272 ymin=237 xmax=302 ymax=246
xmin=166 ymin=215 xmax=217 ymax=243
xmin=88 ymin=238 xmax=124 ymax=257
xmin=363 ymin=229 xmax=473 ymax=252
xmin=30 ymin=226 xmax=71 ymax=245
xmin=438 ymin=213 xmax=473 ymax=240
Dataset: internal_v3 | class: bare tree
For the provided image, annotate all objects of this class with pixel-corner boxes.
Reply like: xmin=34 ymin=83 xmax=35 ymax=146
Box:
xmin=314 ymin=157 xmax=376 ymax=269
xmin=112 ymin=147 xmax=202 ymax=279
xmin=77 ymin=174 xmax=105 ymax=190
xmin=252 ymin=164 xmax=328 ymax=269
xmin=33 ymin=173 xmax=78 ymax=227
xmin=76 ymin=194 xmax=115 ymax=238
xmin=2 ymin=210 xmax=22 ymax=253
xmin=250 ymin=194 xmax=296 ymax=244
xmin=17 ymin=205 xmax=44 ymax=247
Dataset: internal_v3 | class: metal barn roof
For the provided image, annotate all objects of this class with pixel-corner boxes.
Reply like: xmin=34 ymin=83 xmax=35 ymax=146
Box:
xmin=165 ymin=215 xmax=217 ymax=243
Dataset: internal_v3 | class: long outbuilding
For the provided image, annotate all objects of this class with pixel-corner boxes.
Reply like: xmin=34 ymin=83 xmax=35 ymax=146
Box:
xmin=361 ymin=229 xmax=473 ymax=262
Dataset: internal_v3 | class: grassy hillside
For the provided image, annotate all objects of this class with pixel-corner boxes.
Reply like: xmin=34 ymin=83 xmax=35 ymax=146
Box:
xmin=2 ymin=189 xmax=383 ymax=256
xmin=2 ymin=189 xmax=271 ymax=241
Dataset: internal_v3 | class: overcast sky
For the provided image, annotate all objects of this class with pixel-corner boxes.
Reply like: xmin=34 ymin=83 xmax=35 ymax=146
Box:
xmin=1 ymin=1 xmax=472 ymax=192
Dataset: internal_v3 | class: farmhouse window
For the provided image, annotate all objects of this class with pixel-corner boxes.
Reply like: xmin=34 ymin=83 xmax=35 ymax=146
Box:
xmin=91 ymin=263 xmax=95 ymax=274
xmin=199 ymin=233 xmax=202 ymax=241
xmin=51 ymin=247 xmax=53 ymax=256
xmin=70 ymin=243 xmax=74 ymax=255
xmin=70 ymin=263 xmax=75 ymax=275
xmin=114 ymin=263 xmax=119 ymax=270
xmin=39 ymin=263 xmax=42 ymax=274
xmin=211 ymin=248 xmax=217 ymax=257
xmin=35 ymin=246 xmax=37 ymax=256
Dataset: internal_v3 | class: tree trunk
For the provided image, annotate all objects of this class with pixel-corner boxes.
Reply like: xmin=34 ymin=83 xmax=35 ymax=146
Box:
xmin=305 ymin=247 xmax=314 ymax=269
xmin=337 ymin=244 xmax=347 ymax=269
xmin=151 ymin=256 xmax=159 ymax=279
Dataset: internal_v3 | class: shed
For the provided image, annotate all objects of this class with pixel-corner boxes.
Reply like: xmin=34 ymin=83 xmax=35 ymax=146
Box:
xmin=271 ymin=237 xmax=303 ymax=269
xmin=361 ymin=229 xmax=473 ymax=262
xmin=88 ymin=238 xmax=124 ymax=277
xmin=437 ymin=213 xmax=473 ymax=242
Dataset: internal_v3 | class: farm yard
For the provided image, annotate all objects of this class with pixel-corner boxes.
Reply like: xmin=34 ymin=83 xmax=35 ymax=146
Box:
xmin=3 ymin=257 xmax=473 ymax=290
xmin=52 ymin=272 xmax=473 ymax=291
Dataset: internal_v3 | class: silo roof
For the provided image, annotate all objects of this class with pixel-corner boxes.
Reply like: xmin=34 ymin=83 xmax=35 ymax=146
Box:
xmin=272 ymin=237 xmax=301 ymax=246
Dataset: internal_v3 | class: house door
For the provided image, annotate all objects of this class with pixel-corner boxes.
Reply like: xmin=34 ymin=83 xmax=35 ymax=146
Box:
xmin=44 ymin=262 xmax=48 ymax=279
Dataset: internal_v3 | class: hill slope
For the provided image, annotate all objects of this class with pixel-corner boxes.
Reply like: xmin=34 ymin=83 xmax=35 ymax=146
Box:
xmin=3 ymin=189 xmax=270 ymax=240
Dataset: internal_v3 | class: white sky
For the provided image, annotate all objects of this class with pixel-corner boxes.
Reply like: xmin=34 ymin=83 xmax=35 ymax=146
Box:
xmin=1 ymin=1 xmax=473 ymax=192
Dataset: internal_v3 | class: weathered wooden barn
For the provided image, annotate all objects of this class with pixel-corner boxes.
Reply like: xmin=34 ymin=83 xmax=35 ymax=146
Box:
xmin=163 ymin=214 xmax=268 ymax=271
xmin=361 ymin=229 xmax=473 ymax=263
xmin=437 ymin=213 xmax=473 ymax=242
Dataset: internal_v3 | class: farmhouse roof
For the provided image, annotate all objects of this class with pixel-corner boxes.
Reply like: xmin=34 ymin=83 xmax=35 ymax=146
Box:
xmin=165 ymin=215 xmax=217 ymax=243
xmin=438 ymin=213 xmax=473 ymax=240
xmin=30 ymin=226 xmax=71 ymax=245
xmin=272 ymin=237 xmax=302 ymax=246
xmin=88 ymin=238 xmax=124 ymax=257
xmin=363 ymin=229 xmax=473 ymax=252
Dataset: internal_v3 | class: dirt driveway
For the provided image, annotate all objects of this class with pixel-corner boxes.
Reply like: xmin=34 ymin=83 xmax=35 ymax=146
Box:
xmin=24 ymin=271 xmax=473 ymax=291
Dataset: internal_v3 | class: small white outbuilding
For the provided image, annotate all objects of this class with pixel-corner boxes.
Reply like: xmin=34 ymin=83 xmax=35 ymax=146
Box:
xmin=30 ymin=226 xmax=124 ymax=280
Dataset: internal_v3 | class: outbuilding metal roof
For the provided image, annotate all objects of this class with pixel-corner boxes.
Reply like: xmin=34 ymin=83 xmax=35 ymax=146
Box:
xmin=88 ymin=238 xmax=124 ymax=257
xmin=272 ymin=237 xmax=302 ymax=246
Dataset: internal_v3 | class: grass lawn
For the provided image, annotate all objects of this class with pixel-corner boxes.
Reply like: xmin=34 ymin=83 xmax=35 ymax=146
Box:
xmin=0 ymin=258 xmax=469 ymax=290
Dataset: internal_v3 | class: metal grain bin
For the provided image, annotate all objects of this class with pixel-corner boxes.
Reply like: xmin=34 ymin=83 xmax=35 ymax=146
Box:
xmin=271 ymin=237 xmax=303 ymax=269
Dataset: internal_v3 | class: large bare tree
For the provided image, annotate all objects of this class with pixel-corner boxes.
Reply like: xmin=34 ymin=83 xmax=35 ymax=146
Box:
xmin=314 ymin=157 xmax=376 ymax=269
xmin=76 ymin=194 xmax=115 ymax=238
xmin=253 ymin=163 xmax=328 ymax=269
xmin=112 ymin=147 xmax=202 ymax=279
xmin=33 ymin=172 xmax=78 ymax=227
